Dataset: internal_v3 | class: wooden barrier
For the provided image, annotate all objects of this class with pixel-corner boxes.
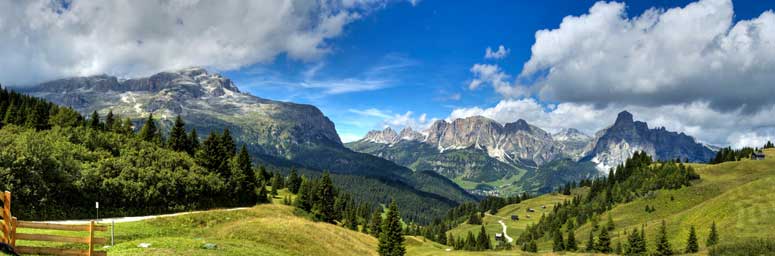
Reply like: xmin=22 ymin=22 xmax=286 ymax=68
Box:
xmin=0 ymin=191 xmax=108 ymax=256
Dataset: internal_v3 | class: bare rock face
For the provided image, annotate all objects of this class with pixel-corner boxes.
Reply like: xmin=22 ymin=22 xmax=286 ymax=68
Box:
xmin=24 ymin=67 xmax=342 ymax=159
xmin=553 ymin=128 xmax=592 ymax=159
xmin=362 ymin=127 xmax=400 ymax=144
xmin=581 ymin=111 xmax=715 ymax=172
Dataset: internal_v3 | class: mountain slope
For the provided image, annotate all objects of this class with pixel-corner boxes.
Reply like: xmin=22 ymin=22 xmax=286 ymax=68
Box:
xmin=21 ymin=68 xmax=476 ymax=223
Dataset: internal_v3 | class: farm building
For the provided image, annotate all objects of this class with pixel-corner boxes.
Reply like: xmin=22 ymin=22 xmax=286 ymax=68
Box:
xmin=752 ymin=151 xmax=766 ymax=160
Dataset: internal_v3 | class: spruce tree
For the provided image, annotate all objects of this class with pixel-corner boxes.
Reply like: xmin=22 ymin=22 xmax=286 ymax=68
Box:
xmin=313 ymin=172 xmax=336 ymax=223
xmin=706 ymin=221 xmax=719 ymax=247
xmin=234 ymin=145 xmax=257 ymax=204
xmin=121 ymin=117 xmax=134 ymax=135
xmin=168 ymin=115 xmax=188 ymax=152
xmin=294 ymin=177 xmax=313 ymax=211
xmin=553 ymin=230 xmax=565 ymax=252
xmin=607 ymin=213 xmax=615 ymax=231
xmin=465 ymin=231 xmax=477 ymax=251
xmin=89 ymin=111 xmax=101 ymax=130
xmin=220 ymin=128 xmax=236 ymax=157
xmin=197 ymin=131 xmax=229 ymax=177
xmin=286 ymin=168 xmax=302 ymax=194
xmin=370 ymin=210 xmax=383 ymax=238
xmin=585 ymin=231 xmax=595 ymax=252
xmin=187 ymin=128 xmax=200 ymax=154
xmin=270 ymin=174 xmax=279 ymax=197
xmin=105 ymin=110 xmax=115 ymax=131
xmin=138 ymin=114 xmax=158 ymax=142
xmin=255 ymin=181 xmax=269 ymax=204
xmin=615 ymin=240 xmax=623 ymax=254
xmin=685 ymin=225 xmax=699 ymax=253
xmin=378 ymin=199 xmax=406 ymax=256
xmin=565 ymin=229 xmax=578 ymax=251
xmin=596 ymin=227 xmax=611 ymax=253
xmin=527 ymin=240 xmax=538 ymax=253
xmin=346 ymin=210 xmax=358 ymax=231
xmin=447 ymin=233 xmax=455 ymax=247
xmin=476 ymin=225 xmax=490 ymax=250
xmin=655 ymin=220 xmax=673 ymax=256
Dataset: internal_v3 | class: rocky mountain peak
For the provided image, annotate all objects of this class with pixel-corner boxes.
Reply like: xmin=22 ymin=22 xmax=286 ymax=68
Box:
xmin=553 ymin=128 xmax=591 ymax=142
xmin=613 ymin=111 xmax=634 ymax=126
xmin=504 ymin=119 xmax=531 ymax=132
xmin=399 ymin=127 xmax=425 ymax=141
xmin=362 ymin=127 xmax=400 ymax=144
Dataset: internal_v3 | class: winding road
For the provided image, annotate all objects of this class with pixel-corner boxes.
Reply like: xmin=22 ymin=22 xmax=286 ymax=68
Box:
xmin=497 ymin=220 xmax=514 ymax=243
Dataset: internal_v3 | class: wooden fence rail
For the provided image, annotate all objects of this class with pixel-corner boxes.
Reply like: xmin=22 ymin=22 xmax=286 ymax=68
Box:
xmin=1 ymin=191 xmax=108 ymax=256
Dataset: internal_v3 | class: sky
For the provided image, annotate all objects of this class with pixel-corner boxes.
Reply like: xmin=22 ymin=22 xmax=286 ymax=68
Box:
xmin=1 ymin=0 xmax=775 ymax=147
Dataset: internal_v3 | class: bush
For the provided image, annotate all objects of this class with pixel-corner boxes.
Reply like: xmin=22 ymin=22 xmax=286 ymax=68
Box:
xmin=709 ymin=239 xmax=775 ymax=256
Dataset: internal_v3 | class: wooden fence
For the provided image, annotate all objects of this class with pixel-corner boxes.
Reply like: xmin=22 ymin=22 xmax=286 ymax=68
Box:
xmin=1 ymin=191 xmax=108 ymax=256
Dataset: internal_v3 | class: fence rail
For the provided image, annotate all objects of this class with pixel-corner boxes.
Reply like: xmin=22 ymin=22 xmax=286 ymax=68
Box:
xmin=1 ymin=191 xmax=108 ymax=256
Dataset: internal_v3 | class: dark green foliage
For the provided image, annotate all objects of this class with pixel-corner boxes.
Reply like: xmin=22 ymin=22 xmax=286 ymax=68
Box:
xmin=566 ymin=229 xmax=578 ymax=251
xmin=138 ymin=113 xmax=158 ymax=142
xmin=378 ymin=200 xmax=406 ymax=256
xmin=626 ymin=227 xmax=647 ymax=255
xmin=467 ymin=212 xmax=482 ymax=225
xmin=312 ymin=171 xmax=337 ymax=223
xmin=607 ymin=213 xmax=615 ymax=231
xmin=256 ymin=181 xmax=270 ymax=204
xmin=345 ymin=210 xmax=358 ymax=231
xmin=655 ymin=220 xmax=673 ymax=256
xmin=686 ymin=226 xmax=699 ymax=253
xmin=119 ymin=118 xmax=133 ymax=135
xmin=708 ymin=239 xmax=775 ymax=256
xmin=476 ymin=225 xmax=490 ymax=250
xmin=187 ymin=128 xmax=200 ymax=155
xmin=707 ymin=221 xmax=719 ymax=247
xmin=231 ymin=145 xmax=258 ymax=205
xmin=465 ymin=232 xmax=477 ymax=251
xmin=168 ymin=115 xmax=189 ymax=152
xmin=370 ymin=210 xmax=383 ymax=238
xmin=220 ymin=128 xmax=236 ymax=158
xmin=711 ymin=147 xmax=756 ymax=164
xmin=527 ymin=240 xmax=538 ymax=253
xmin=197 ymin=131 xmax=229 ymax=179
xmin=615 ymin=240 xmax=623 ymax=255
xmin=105 ymin=110 xmax=115 ymax=131
xmin=586 ymin=231 xmax=595 ymax=252
xmin=553 ymin=230 xmax=565 ymax=252
xmin=596 ymin=227 xmax=612 ymax=253
xmin=286 ymin=168 xmax=302 ymax=194
xmin=294 ymin=177 xmax=313 ymax=211
xmin=764 ymin=141 xmax=775 ymax=149
xmin=89 ymin=111 xmax=102 ymax=130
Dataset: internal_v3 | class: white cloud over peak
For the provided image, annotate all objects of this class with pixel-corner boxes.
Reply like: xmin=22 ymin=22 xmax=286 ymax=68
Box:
xmin=0 ymin=0 xmax=392 ymax=86
xmin=518 ymin=0 xmax=775 ymax=111
xmin=484 ymin=45 xmax=510 ymax=59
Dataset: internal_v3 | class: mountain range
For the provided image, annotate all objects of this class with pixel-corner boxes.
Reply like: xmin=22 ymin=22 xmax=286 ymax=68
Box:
xmin=18 ymin=67 xmax=476 ymax=223
xmin=347 ymin=110 xmax=715 ymax=195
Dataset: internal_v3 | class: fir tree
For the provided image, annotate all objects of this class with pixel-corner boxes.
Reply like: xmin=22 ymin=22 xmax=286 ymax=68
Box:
xmin=596 ymin=227 xmax=612 ymax=253
xmin=255 ymin=181 xmax=269 ymax=204
xmin=286 ymin=168 xmax=302 ymax=194
xmin=121 ymin=118 xmax=134 ymax=135
xmin=685 ymin=226 xmax=699 ymax=253
xmin=476 ymin=225 xmax=490 ymax=250
xmin=447 ymin=233 xmax=455 ymax=247
xmin=586 ymin=231 xmax=596 ymax=252
xmin=607 ymin=213 xmax=615 ymax=231
xmin=465 ymin=232 xmax=477 ymax=250
xmin=105 ymin=110 xmax=115 ymax=131
xmin=197 ymin=131 xmax=229 ymax=177
xmin=706 ymin=221 xmax=719 ymax=247
xmin=467 ymin=212 xmax=482 ymax=225
xmin=553 ymin=230 xmax=565 ymax=252
xmin=313 ymin=172 xmax=336 ymax=223
xmin=233 ymin=145 xmax=257 ymax=204
xmin=378 ymin=199 xmax=405 ymax=256
xmin=294 ymin=177 xmax=313 ymax=211
xmin=168 ymin=115 xmax=188 ymax=152
xmin=615 ymin=240 xmax=623 ymax=255
xmin=527 ymin=240 xmax=538 ymax=253
xmin=370 ymin=210 xmax=383 ymax=238
xmin=89 ymin=111 xmax=102 ymax=130
xmin=346 ymin=210 xmax=358 ymax=231
xmin=220 ymin=128 xmax=236 ymax=157
xmin=138 ymin=114 xmax=158 ymax=142
xmin=565 ymin=229 xmax=578 ymax=251
xmin=187 ymin=128 xmax=200 ymax=155
xmin=270 ymin=174 xmax=280 ymax=197
xmin=655 ymin=220 xmax=673 ymax=256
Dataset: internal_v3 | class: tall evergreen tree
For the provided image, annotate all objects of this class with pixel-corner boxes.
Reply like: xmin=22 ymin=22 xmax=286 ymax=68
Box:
xmin=168 ymin=115 xmax=189 ymax=152
xmin=378 ymin=199 xmax=406 ymax=256
xmin=138 ymin=114 xmax=158 ymax=142
xmin=2 ymin=101 xmax=19 ymax=125
xmin=255 ymin=181 xmax=269 ymax=204
xmin=345 ymin=210 xmax=359 ymax=231
xmin=706 ymin=221 xmax=719 ymax=247
xmin=596 ymin=227 xmax=612 ymax=253
xmin=197 ymin=131 xmax=229 ymax=177
xmin=527 ymin=240 xmax=538 ymax=253
xmin=607 ymin=213 xmax=615 ymax=231
xmin=270 ymin=173 xmax=280 ymax=196
xmin=465 ymin=232 xmax=477 ymax=251
xmin=685 ymin=226 xmax=699 ymax=253
xmin=476 ymin=225 xmax=490 ymax=250
xmin=566 ymin=229 xmax=578 ymax=251
xmin=120 ymin=117 xmax=134 ymax=135
xmin=105 ymin=110 xmax=115 ymax=131
xmin=553 ymin=230 xmax=565 ymax=252
xmin=370 ymin=210 xmax=383 ymax=238
xmin=220 ymin=128 xmax=236 ymax=157
xmin=586 ymin=231 xmax=596 ymax=252
xmin=89 ymin=111 xmax=102 ymax=130
xmin=232 ymin=145 xmax=257 ymax=204
xmin=286 ymin=168 xmax=302 ymax=194
xmin=187 ymin=128 xmax=200 ymax=154
xmin=655 ymin=220 xmax=673 ymax=256
xmin=294 ymin=177 xmax=313 ymax=211
xmin=313 ymin=171 xmax=337 ymax=223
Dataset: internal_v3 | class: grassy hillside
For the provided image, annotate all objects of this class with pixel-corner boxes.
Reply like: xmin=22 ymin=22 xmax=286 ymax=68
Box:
xmin=15 ymin=189 xmax=379 ymax=256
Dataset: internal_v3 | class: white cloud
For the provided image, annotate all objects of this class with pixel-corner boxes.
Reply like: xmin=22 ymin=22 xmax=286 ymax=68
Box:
xmin=0 ymin=0 xmax=393 ymax=85
xmin=484 ymin=45 xmax=510 ymax=59
xmin=448 ymin=98 xmax=775 ymax=148
xmin=515 ymin=0 xmax=775 ymax=112
xmin=350 ymin=108 xmax=436 ymax=133
xmin=349 ymin=108 xmax=392 ymax=119
xmin=468 ymin=64 xmax=526 ymax=97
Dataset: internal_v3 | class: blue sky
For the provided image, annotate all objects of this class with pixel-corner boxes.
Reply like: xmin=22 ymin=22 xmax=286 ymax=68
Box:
xmin=220 ymin=0 xmax=775 ymax=143
xmin=2 ymin=0 xmax=775 ymax=147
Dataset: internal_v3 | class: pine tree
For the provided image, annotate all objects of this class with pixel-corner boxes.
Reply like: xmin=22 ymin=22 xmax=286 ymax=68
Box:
xmin=655 ymin=220 xmax=673 ymax=256
xmin=313 ymin=172 xmax=336 ymax=223
xmin=685 ymin=226 xmax=699 ymax=253
xmin=138 ymin=114 xmax=158 ymax=142
xmin=370 ymin=210 xmax=383 ymax=238
xmin=467 ymin=212 xmax=482 ymax=225
xmin=270 ymin=174 xmax=280 ymax=196
xmin=88 ymin=111 xmax=101 ymax=130
xmin=255 ymin=181 xmax=269 ymax=204
xmin=233 ymin=145 xmax=257 ymax=204
xmin=346 ymin=210 xmax=358 ymax=231
xmin=553 ymin=230 xmax=565 ymax=252
xmin=586 ymin=231 xmax=596 ymax=252
xmin=294 ymin=177 xmax=313 ymax=211
xmin=465 ymin=231 xmax=477 ymax=251
xmin=476 ymin=225 xmax=490 ymax=250
xmin=2 ymin=101 xmax=19 ymax=125
xmin=706 ymin=221 xmax=719 ymax=247
xmin=286 ymin=168 xmax=302 ymax=194
xmin=121 ymin=118 xmax=134 ymax=135
xmin=220 ymin=128 xmax=236 ymax=157
xmin=596 ymin=227 xmax=611 ymax=253
xmin=527 ymin=240 xmax=538 ymax=253
xmin=197 ymin=131 xmax=229 ymax=177
xmin=187 ymin=128 xmax=200 ymax=155
xmin=378 ymin=199 xmax=406 ymax=256
xmin=627 ymin=227 xmax=646 ymax=255
xmin=447 ymin=233 xmax=455 ymax=247
xmin=565 ymin=229 xmax=578 ymax=251
xmin=105 ymin=110 xmax=115 ymax=131
xmin=168 ymin=115 xmax=188 ymax=151
xmin=258 ymin=165 xmax=270 ymax=183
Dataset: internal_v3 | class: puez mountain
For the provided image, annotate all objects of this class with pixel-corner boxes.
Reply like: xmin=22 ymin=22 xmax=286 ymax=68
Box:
xmin=19 ymin=67 xmax=476 ymax=224
xmin=346 ymin=111 xmax=715 ymax=195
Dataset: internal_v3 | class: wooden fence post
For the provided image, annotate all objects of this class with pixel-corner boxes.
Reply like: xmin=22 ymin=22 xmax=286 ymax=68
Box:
xmin=2 ymin=191 xmax=10 ymax=244
xmin=10 ymin=217 xmax=17 ymax=247
xmin=88 ymin=220 xmax=95 ymax=256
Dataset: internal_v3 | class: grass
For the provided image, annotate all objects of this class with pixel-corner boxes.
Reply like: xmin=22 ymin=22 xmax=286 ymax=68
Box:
xmin=14 ymin=189 xmax=378 ymax=256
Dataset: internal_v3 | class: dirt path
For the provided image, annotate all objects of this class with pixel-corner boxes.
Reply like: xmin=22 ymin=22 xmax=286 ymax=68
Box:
xmin=497 ymin=220 xmax=514 ymax=243
xmin=35 ymin=207 xmax=251 ymax=225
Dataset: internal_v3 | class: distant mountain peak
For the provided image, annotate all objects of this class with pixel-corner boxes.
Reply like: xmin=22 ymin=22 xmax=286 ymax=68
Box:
xmin=614 ymin=110 xmax=634 ymax=126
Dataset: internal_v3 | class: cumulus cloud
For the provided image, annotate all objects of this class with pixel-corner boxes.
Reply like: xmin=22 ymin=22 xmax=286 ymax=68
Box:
xmin=350 ymin=108 xmax=436 ymax=132
xmin=516 ymin=0 xmax=775 ymax=112
xmin=0 ymin=0 xmax=394 ymax=85
xmin=484 ymin=45 xmax=510 ymax=59
xmin=448 ymin=99 xmax=775 ymax=148
xmin=468 ymin=64 xmax=526 ymax=97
